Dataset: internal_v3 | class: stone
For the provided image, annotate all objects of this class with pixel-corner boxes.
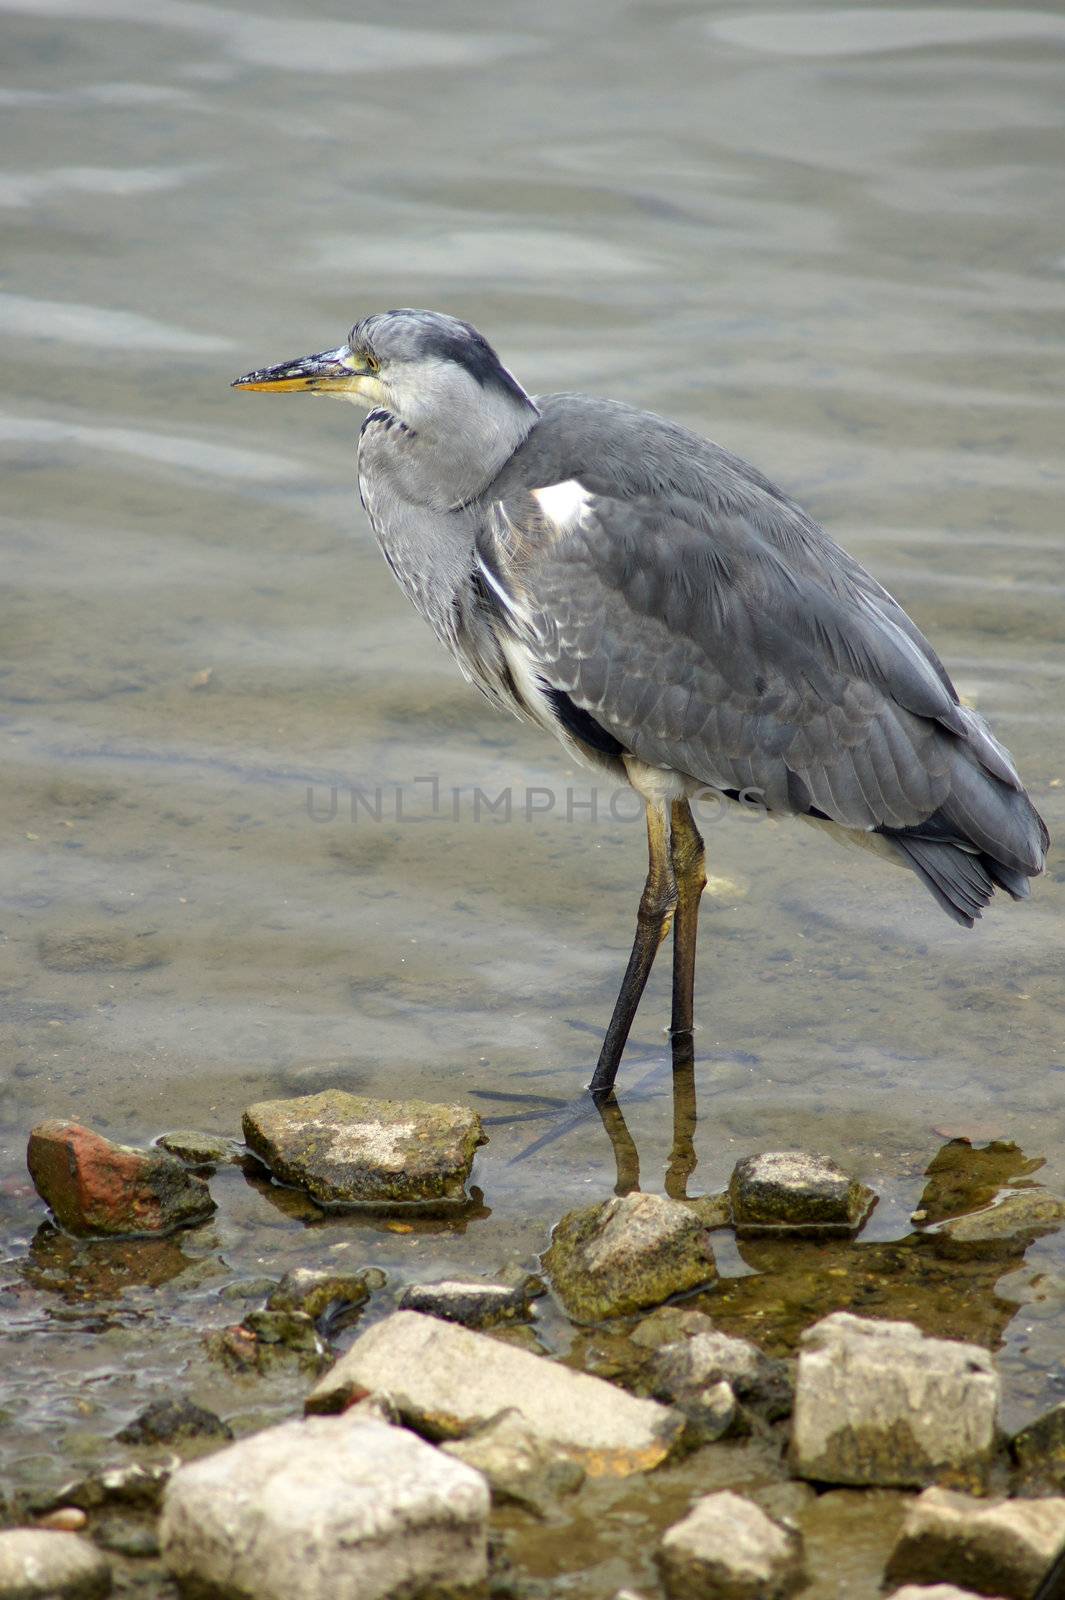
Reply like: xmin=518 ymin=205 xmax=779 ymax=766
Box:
xmin=442 ymin=1409 xmax=585 ymax=1515
xmin=656 ymin=1491 xmax=804 ymax=1600
xmin=929 ymin=1191 xmax=1065 ymax=1260
xmin=728 ymin=1151 xmax=876 ymax=1234
xmin=888 ymin=1589 xmax=990 ymax=1600
xmin=266 ymin=1265 xmax=381 ymax=1320
xmin=218 ymin=1277 xmax=278 ymax=1303
xmin=116 ymin=1397 xmax=231 ymax=1445
xmin=398 ymin=1278 xmax=539 ymax=1329
xmin=159 ymin=1412 xmax=488 ymax=1600
xmin=305 ymin=1310 xmax=683 ymax=1476
xmin=91 ymin=1520 xmax=160 ymax=1558
xmin=35 ymin=1509 xmax=87 ymax=1532
xmin=242 ymin=1090 xmax=485 ymax=1210
xmin=791 ymin=1312 xmax=998 ymax=1490
xmin=686 ymin=1193 xmax=732 ymax=1230
xmin=243 ymin=1308 xmax=321 ymax=1352
xmin=885 ymin=1487 xmax=1065 ymax=1598
xmin=155 ymin=1131 xmax=245 ymax=1166
xmin=630 ymin=1306 xmax=718 ymax=1350
xmin=0 ymin=1529 xmax=111 ymax=1598
xmin=26 ymin=1121 xmax=215 ymax=1238
xmin=542 ymin=1191 xmax=717 ymax=1322
xmin=37 ymin=930 xmax=164 ymax=973
xmin=41 ymin=1463 xmax=172 ymax=1514
xmin=1013 ymin=1402 xmax=1065 ymax=1494
xmin=648 ymin=1331 xmax=793 ymax=1420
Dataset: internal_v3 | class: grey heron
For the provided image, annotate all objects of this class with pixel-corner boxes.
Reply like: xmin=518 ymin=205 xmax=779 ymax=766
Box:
xmin=234 ymin=310 xmax=1048 ymax=1100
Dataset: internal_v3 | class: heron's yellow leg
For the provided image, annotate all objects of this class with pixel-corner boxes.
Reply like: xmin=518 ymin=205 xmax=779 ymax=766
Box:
xmin=588 ymin=802 xmax=676 ymax=1098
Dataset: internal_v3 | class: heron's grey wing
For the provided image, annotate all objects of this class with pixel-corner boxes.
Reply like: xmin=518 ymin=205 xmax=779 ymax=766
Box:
xmin=475 ymin=479 xmax=1045 ymax=907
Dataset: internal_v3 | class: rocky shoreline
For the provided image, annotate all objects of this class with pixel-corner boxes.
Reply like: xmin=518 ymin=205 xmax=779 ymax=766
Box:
xmin=3 ymin=1092 xmax=1065 ymax=1599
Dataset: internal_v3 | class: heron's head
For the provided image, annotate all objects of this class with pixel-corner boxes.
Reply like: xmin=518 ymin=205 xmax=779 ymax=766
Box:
xmin=232 ymin=308 xmax=538 ymax=437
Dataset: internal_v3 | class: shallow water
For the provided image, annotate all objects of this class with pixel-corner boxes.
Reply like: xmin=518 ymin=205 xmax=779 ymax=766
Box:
xmin=1 ymin=0 xmax=1064 ymax=1586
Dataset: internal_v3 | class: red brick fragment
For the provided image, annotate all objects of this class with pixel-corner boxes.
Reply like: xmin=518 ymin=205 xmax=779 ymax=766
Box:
xmin=27 ymin=1119 xmax=216 ymax=1237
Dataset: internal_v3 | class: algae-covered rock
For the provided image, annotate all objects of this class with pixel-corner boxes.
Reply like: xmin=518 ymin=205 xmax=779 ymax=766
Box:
xmin=791 ymin=1312 xmax=998 ymax=1491
xmin=116 ymin=1397 xmax=231 ymax=1445
xmin=729 ymin=1151 xmax=875 ymax=1235
xmin=27 ymin=1121 xmax=215 ymax=1238
xmin=885 ymin=1486 xmax=1065 ymax=1598
xmin=399 ymin=1278 xmax=540 ymax=1329
xmin=1013 ymin=1401 xmax=1065 ymax=1494
xmin=267 ymin=1265 xmax=381 ymax=1321
xmin=656 ymin=1491 xmax=804 ymax=1599
xmin=305 ymin=1310 xmax=683 ymax=1477
xmin=648 ymin=1331 xmax=792 ymax=1420
xmin=543 ymin=1191 xmax=717 ymax=1323
xmin=442 ymin=1409 xmax=585 ymax=1515
xmin=242 ymin=1090 xmax=486 ymax=1209
xmin=156 ymin=1131 xmax=245 ymax=1167
xmin=0 ymin=1529 xmax=111 ymax=1599
xmin=929 ymin=1190 xmax=1065 ymax=1260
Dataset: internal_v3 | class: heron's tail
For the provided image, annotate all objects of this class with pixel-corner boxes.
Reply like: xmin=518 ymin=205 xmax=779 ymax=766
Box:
xmin=881 ymin=743 xmax=1049 ymax=927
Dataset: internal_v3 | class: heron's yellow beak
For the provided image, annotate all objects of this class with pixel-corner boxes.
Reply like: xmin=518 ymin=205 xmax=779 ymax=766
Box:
xmin=232 ymin=345 xmax=376 ymax=397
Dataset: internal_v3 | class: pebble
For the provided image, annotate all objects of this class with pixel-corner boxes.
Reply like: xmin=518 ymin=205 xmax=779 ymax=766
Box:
xmin=116 ymin=1397 xmax=231 ymax=1445
xmin=728 ymin=1151 xmax=876 ymax=1235
xmin=398 ymin=1278 xmax=540 ymax=1329
xmin=91 ymin=1520 xmax=160 ymax=1559
xmin=887 ymin=1589 xmax=990 ymax=1600
xmin=26 ymin=1121 xmax=215 ymax=1237
xmin=791 ymin=1312 xmax=999 ymax=1491
xmin=0 ymin=1529 xmax=111 ymax=1599
xmin=267 ymin=1265 xmax=381 ymax=1320
xmin=656 ymin=1490 xmax=805 ymax=1600
xmin=885 ymin=1486 xmax=1065 ymax=1598
xmin=36 ymin=1509 xmax=87 ymax=1532
xmin=160 ymin=1413 xmax=488 ymax=1600
xmin=542 ymin=1191 xmax=717 ymax=1322
xmin=305 ymin=1309 xmax=683 ymax=1476
xmin=242 ymin=1090 xmax=486 ymax=1209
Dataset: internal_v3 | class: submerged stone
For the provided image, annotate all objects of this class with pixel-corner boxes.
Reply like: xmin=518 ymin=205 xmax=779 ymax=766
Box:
xmin=398 ymin=1278 xmax=540 ymax=1329
xmin=442 ymin=1409 xmax=585 ymax=1516
xmin=885 ymin=1486 xmax=1065 ymax=1598
xmin=1013 ymin=1401 xmax=1065 ymax=1494
xmin=266 ymin=1265 xmax=381 ymax=1327
xmin=27 ymin=1121 xmax=216 ymax=1238
xmin=242 ymin=1090 xmax=486 ymax=1209
xmin=156 ymin=1131 xmax=245 ymax=1167
xmin=542 ymin=1191 xmax=717 ymax=1322
xmin=305 ymin=1309 xmax=683 ymax=1476
xmin=929 ymin=1190 xmax=1065 ymax=1260
xmin=791 ymin=1312 xmax=998 ymax=1491
xmin=116 ymin=1397 xmax=231 ymax=1445
xmin=656 ymin=1490 xmax=805 ymax=1600
xmin=0 ymin=1529 xmax=111 ymax=1599
xmin=728 ymin=1151 xmax=875 ymax=1235
xmin=160 ymin=1413 xmax=489 ymax=1600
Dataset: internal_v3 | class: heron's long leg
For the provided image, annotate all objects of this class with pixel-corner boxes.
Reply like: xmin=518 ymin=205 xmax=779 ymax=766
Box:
xmin=669 ymin=797 xmax=707 ymax=1044
xmin=588 ymin=801 xmax=676 ymax=1099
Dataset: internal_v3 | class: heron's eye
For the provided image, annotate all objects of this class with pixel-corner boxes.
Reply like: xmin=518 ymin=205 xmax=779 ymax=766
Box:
xmin=361 ymin=350 xmax=380 ymax=374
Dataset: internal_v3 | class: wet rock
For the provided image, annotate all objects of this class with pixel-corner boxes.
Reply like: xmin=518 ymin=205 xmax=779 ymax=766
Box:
xmin=242 ymin=1089 xmax=485 ymax=1210
xmin=442 ymin=1409 xmax=585 ymax=1516
xmin=791 ymin=1312 xmax=998 ymax=1490
xmin=728 ymin=1151 xmax=875 ymax=1235
xmin=155 ymin=1131 xmax=245 ymax=1167
xmin=305 ymin=1310 xmax=683 ymax=1476
xmin=399 ymin=1278 xmax=539 ymax=1329
xmin=648 ymin=1330 xmax=793 ymax=1421
xmin=686 ymin=1193 xmax=732 ymax=1229
xmin=1013 ymin=1402 xmax=1065 ymax=1494
xmin=218 ymin=1276 xmax=278 ymax=1303
xmin=160 ymin=1412 xmax=488 ymax=1600
xmin=929 ymin=1191 xmax=1065 ymax=1260
xmin=37 ymin=930 xmax=164 ymax=973
xmin=542 ymin=1191 xmax=717 ymax=1323
xmin=39 ymin=1463 xmax=173 ymax=1515
xmin=26 ymin=1121 xmax=215 ymax=1238
xmin=243 ymin=1308 xmax=321 ymax=1352
xmin=116 ymin=1397 xmax=231 ymax=1446
xmin=630 ymin=1306 xmax=718 ymax=1350
xmin=91 ymin=1519 xmax=160 ymax=1558
xmin=0 ymin=1529 xmax=111 ymax=1598
xmin=36 ymin=1509 xmax=87 ymax=1533
xmin=885 ymin=1486 xmax=1065 ymax=1598
xmin=267 ymin=1264 xmax=380 ymax=1320
xmin=656 ymin=1491 xmax=804 ymax=1600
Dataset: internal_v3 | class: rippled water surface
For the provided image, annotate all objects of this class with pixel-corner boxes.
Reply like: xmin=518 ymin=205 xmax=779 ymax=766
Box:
xmin=2 ymin=0 xmax=1063 ymax=1587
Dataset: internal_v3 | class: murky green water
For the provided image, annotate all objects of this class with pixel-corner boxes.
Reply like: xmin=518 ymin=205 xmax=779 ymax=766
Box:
xmin=2 ymin=0 xmax=1063 ymax=1591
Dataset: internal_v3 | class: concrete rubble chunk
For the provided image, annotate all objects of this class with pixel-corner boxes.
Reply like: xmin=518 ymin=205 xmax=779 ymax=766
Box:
xmin=885 ymin=1486 xmax=1065 ymax=1599
xmin=26 ymin=1121 xmax=215 ymax=1237
xmin=791 ymin=1312 xmax=999 ymax=1490
xmin=242 ymin=1090 xmax=485 ymax=1209
xmin=656 ymin=1490 xmax=805 ymax=1600
xmin=648 ymin=1330 xmax=793 ymax=1419
xmin=159 ymin=1413 xmax=488 ymax=1600
xmin=729 ymin=1151 xmax=875 ymax=1234
xmin=399 ymin=1278 xmax=539 ymax=1329
xmin=930 ymin=1191 xmax=1065 ymax=1260
xmin=0 ymin=1528 xmax=111 ymax=1599
xmin=441 ymin=1408 xmax=585 ymax=1515
xmin=1013 ymin=1401 xmax=1065 ymax=1494
xmin=305 ymin=1309 xmax=683 ymax=1476
xmin=542 ymin=1190 xmax=717 ymax=1322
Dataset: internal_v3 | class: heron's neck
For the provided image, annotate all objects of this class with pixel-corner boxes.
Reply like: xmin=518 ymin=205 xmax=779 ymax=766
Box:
xmin=362 ymin=391 xmax=538 ymax=513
